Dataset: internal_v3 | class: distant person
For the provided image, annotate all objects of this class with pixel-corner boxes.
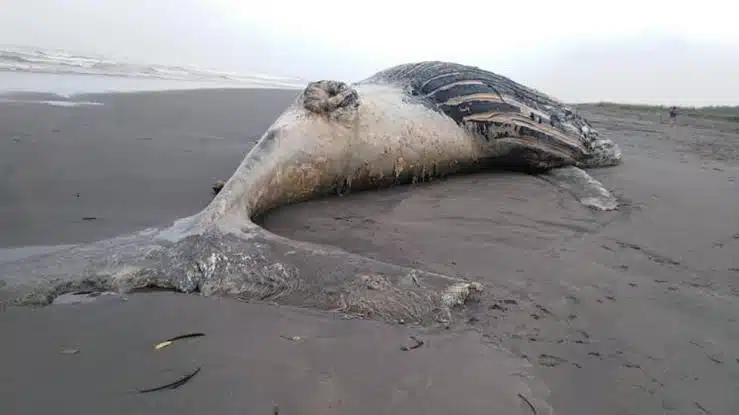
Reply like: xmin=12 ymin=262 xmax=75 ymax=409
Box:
xmin=668 ymin=106 xmax=678 ymax=126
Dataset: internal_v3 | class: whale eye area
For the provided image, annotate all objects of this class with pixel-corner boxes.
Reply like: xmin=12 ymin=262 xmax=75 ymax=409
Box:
xmin=302 ymin=80 xmax=359 ymax=115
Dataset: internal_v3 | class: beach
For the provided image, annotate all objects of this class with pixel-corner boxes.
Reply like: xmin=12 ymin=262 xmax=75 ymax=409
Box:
xmin=0 ymin=88 xmax=298 ymax=247
xmin=1 ymin=86 xmax=738 ymax=414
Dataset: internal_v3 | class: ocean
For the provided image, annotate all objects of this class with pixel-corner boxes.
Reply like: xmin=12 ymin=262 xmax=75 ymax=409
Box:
xmin=0 ymin=45 xmax=305 ymax=102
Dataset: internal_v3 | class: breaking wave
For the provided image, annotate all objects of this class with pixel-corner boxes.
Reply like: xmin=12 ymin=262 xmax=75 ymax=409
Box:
xmin=0 ymin=45 xmax=307 ymax=89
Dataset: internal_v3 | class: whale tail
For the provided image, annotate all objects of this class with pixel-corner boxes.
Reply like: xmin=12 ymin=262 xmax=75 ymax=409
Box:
xmin=0 ymin=214 xmax=481 ymax=325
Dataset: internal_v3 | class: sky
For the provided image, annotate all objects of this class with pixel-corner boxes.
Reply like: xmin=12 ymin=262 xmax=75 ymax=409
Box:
xmin=1 ymin=0 xmax=738 ymax=105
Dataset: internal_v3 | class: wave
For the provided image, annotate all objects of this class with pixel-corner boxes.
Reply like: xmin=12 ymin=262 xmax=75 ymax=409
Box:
xmin=0 ymin=45 xmax=307 ymax=89
xmin=0 ymin=97 xmax=104 ymax=107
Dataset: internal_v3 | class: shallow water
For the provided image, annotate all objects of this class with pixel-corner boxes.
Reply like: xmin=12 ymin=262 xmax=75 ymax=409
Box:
xmin=0 ymin=45 xmax=306 ymax=95
xmin=0 ymin=71 xmax=301 ymax=99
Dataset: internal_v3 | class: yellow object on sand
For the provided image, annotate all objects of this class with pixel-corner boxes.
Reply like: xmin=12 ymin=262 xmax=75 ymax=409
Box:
xmin=152 ymin=332 xmax=205 ymax=350
xmin=154 ymin=341 xmax=173 ymax=350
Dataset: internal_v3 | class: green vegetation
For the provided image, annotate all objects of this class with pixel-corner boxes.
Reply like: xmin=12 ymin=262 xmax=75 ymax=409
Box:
xmin=576 ymin=102 xmax=739 ymax=124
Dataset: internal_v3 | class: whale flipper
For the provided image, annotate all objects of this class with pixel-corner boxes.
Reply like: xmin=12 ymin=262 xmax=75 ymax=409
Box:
xmin=542 ymin=165 xmax=619 ymax=211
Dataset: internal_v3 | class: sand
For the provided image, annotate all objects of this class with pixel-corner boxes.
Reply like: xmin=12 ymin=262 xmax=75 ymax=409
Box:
xmin=1 ymin=89 xmax=738 ymax=414
xmin=0 ymin=88 xmax=298 ymax=247
xmin=0 ymin=292 xmax=546 ymax=415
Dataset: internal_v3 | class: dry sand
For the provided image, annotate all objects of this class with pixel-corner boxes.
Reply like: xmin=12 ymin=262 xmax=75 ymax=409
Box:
xmin=1 ymin=89 xmax=738 ymax=414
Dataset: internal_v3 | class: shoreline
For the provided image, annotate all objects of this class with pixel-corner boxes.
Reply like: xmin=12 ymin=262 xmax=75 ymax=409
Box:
xmin=0 ymin=70 xmax=305 ymax=97
xmin=0 ymin=85 xmax=302 ymax=106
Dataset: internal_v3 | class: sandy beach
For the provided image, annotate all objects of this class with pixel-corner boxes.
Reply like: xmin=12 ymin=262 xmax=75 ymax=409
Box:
xmin=1 ymin=88 xmax=738 ymax=414
xmin=0 ymin=292 xmax=545 ymax=415
xmin=0 ymin=88 xmax=298 ymax=247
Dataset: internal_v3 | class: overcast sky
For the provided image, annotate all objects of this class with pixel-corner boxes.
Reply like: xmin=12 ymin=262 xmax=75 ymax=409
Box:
xmin=1 ymin=0 xmax=738 ymax=105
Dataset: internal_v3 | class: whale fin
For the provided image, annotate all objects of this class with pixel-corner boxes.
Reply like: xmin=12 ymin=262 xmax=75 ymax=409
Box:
xmin=540 ymin=165 xmax=619 ymax=211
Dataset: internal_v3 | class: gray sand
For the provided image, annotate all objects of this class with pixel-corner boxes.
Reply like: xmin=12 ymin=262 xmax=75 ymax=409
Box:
xmin=1 ymin=89 xmax=738 ymax=414
xmin=0 ymin=292 xmax=546 ymax=415
xmin=0 ymin=88 xmax=297 ymax=247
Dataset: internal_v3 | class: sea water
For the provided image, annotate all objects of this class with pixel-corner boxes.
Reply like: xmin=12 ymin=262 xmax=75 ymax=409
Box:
xmin=0 ymin=45 xmax=305 ymax=105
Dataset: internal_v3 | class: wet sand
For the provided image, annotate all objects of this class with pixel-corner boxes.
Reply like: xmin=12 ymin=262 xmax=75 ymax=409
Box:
xmin=0 ymin=292 xmax=544 ymax=415
xmin=1 ymin=89 xmax=739 ymax=414
xmin=0 ymin=88 xmax=298 ymax=247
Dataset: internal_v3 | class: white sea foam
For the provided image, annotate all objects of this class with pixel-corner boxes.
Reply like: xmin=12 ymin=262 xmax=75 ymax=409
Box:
xmin=0 ymin=97 xmax=103 ymax=107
